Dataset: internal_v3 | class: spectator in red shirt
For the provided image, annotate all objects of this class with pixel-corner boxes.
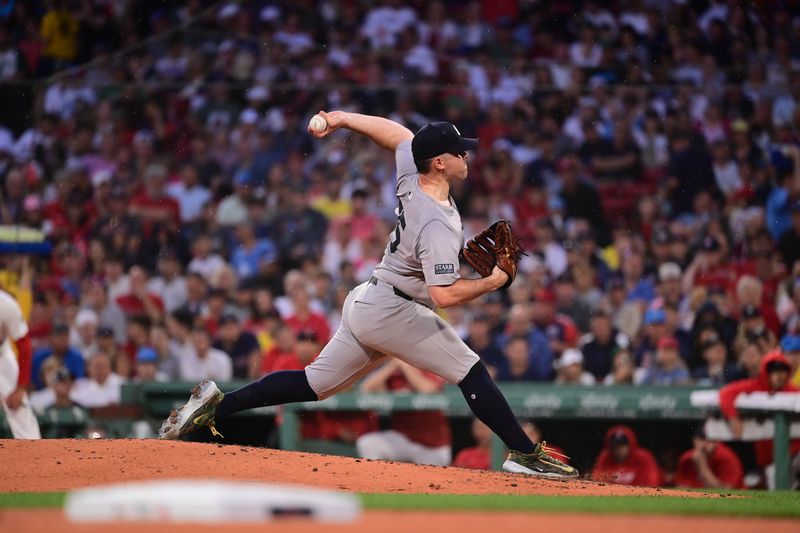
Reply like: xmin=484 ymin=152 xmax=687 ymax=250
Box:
xmin=269 ymin=329 xmax=376 ymax=444
xmin=284 ymin=287 xmax=331 ymax=344
xmin=453 ymin=418 xmax=492 ymax=470
xmin=591 ymin=425 xmax=662 ymax=486
xmin=356 ymin=358 xmax=452 ymax=466
xmin=532 ymin=287 xmax=578 ymax=355
xmin=115 ymin=266 xmax=164 ymax=324
xmin=719 ymin=351 xmax=800 ymax=473
xmin=347 ymin=189 xmax=379 ymax=244
xmin=675 ymin=426 xmax=744 ymax=489
xmin=683 ymin=235 xmax=736 ymax=295
xmin=260 ymin=326 xmax=297 ymax=375
xmin=453 ymin=418 xmax=567 ymax=471
xmin=129 ymin=163 xmax=180 ymax=237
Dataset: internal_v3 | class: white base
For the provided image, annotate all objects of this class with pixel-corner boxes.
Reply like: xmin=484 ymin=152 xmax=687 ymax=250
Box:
xmin=64 ymin=479 xmax=361 ymax=523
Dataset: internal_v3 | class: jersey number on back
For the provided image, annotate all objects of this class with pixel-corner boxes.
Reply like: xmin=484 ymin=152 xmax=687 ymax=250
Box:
xmin=389 ymin=199 xmax=406 ymax=253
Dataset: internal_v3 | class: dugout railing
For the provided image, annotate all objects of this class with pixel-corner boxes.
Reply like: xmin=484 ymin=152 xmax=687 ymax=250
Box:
xmin=4 ymin=382 xmax=798 ymax=488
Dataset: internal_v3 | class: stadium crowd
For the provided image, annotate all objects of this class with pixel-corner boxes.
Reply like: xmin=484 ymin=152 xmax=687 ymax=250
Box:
xmin=1 ymin=0 xmax=800 ymax=486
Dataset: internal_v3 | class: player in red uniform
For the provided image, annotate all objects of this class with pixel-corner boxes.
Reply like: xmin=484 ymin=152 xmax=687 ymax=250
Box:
xmin=591 ymin=425 xmax=661 ymax=486
xmin=356 ymin=358 xmax=452 ymax=466
xmin=675 ymin=426 xmax=743 ymax=489
xmin=719 ymin=350 xmax=800 ymax=487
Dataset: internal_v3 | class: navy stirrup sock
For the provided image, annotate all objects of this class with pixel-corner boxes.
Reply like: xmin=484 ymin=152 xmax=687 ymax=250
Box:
xmin=215 ymin=370 xmax=318 ymax=419
xmin=458 ymin=362 xmax=535 ymax=454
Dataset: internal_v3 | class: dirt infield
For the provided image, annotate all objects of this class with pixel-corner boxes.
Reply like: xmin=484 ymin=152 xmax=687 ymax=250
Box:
xmin=1 ymin=438 xmax=696 ymax=496
xmin=3 ymin=510 xmax=798 ymax=533
xmin=3 ymin=439 xmax=794 ymax=533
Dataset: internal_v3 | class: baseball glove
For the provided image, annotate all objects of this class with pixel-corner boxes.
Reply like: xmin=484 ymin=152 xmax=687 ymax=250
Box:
xmin=462 ymin=220 xmax=526 ymax=289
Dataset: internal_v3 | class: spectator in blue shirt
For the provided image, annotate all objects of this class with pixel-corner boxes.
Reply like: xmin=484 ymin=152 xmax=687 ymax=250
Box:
xmin=31 ymin=324 xmax=85 ymax=390
xmin=622 ymin=251 xmax=655 ymax=303
xmin=497 ymin=303 xmax=555 ymax=381
xmin=464 ymin=312 xmax=506 ymax=376
xmin=230 ymin=223 xmax=277 ymax=280
xmin=496 ymin=335 xmax=553 ymax=382
xmin=640 ymin=336 xmax=690 ymax=385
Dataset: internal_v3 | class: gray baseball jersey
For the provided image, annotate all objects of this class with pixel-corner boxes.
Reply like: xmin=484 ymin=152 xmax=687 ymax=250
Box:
xmin=304 ymin=141 xmax=480 ymax=398
xmin=373 ymin=141 xmax=464 ymax=309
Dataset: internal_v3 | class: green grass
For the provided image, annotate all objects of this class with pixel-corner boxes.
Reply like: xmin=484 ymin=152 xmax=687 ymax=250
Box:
xmin=0 ymin=492 xmax=66 ymax=508
xmin=3 ymin=491 xmax=799 ymax=519
xmin=361 ymin=492 xmax=800 ymax=518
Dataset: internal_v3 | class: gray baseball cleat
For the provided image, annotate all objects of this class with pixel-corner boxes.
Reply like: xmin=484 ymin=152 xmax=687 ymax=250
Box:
xmin=158 ymin=379 xmax=225 ymax=440
xmin=503 ymin=442 xmax=580 ymax=479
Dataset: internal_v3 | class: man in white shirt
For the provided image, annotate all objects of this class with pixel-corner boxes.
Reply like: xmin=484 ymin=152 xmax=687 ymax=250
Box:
xmin=555 ymin=348 xmax=597 ymax=386
xmin=187 ymin=236 xmax=226 ymax=281
xmin=166 ymin=163 xmax=211 ymax=224
xmin=29 ymin=367 xmax=75 ymax=411
xmin=70 ymin=352 xmax=126 ymax=408
xmin=147 ymin=251 xmax=188 ymax=313
xmin=70 ymin=308 xmax=99 ymax=360
xmin=178 ymin=327 xmax=233 ymax=382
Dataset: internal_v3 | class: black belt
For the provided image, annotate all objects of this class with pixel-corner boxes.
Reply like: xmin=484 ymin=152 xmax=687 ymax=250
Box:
xmin=369 ymin=275 xmax=413 ymax=302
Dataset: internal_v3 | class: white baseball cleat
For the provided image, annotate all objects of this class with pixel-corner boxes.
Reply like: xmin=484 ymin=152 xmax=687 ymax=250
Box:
xmin=158 ymin=379 xmax=225 ymax=440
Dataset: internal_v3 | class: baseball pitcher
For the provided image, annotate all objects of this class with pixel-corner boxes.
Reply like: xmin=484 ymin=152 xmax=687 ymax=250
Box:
xmin=160 ymin=111 xmax=577 ymax=479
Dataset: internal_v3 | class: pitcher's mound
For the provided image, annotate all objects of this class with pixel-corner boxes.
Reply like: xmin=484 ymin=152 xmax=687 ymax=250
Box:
xmin=0 ymin=439 xmax=693 ymax=497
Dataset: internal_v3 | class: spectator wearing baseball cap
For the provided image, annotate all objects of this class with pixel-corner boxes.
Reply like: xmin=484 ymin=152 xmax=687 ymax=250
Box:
xmin=737 ymin=302 xmax=777 ymax=352
xmin=554 ymin=348 xmax=596 ymax=385
xmin=28 ymin=366 xmax=76 ymax=414
xmin=31 ymin=324 xmax=86 ymax=390
xmin=71 ymin=308 xmax=99 ymax=360
xmin=640 ymin=336 xmax=690 ymax=385
xmin=633 ymin=308 xmax=667 ymax=368
xmin=651 ymin=227 xmax=675 ymax=265
xmin=685 ymin=234 xmax=736 ymax=295
xmin=134 ymin=346 xmax=167 ymax=383
xmin=656 ymin=262 xmax=684 ymax=309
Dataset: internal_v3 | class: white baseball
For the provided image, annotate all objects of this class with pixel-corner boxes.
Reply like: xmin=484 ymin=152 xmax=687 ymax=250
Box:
xmin=309 ymin=114 xmax=327 ymax=133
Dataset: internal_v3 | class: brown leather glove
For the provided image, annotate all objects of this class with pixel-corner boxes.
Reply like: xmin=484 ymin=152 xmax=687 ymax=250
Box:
xmin=462 ymin=220 xmax=525 ymax=289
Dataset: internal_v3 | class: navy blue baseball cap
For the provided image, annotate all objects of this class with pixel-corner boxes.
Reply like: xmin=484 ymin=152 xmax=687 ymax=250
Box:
xmin=411 ymin=122 xmax=478 ymax=161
